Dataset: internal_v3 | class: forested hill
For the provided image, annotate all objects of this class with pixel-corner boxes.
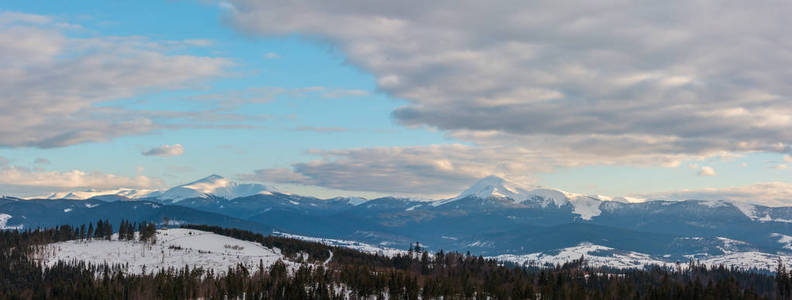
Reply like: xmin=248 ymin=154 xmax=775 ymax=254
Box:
xmin=0 ymin=223 xmax=787 ymax=299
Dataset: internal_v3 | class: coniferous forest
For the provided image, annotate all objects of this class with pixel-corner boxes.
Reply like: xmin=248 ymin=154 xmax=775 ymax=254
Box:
xmin=0 ymin=223 xmax=788 ymax=299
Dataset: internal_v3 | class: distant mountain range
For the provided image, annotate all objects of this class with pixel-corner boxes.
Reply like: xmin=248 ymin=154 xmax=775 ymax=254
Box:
xmin=37 ymin=174 xmax=276 ymax=202
xmin=6 ymin=174 xmax=792 ymax=271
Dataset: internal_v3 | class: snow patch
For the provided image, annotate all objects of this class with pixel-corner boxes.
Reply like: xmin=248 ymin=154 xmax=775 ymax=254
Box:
xmin=732 ymin=202 xmax=758 ymax=220
xmin=569 ymin=196 xmax=602 ymax=220
xmin=772 ymin=233 xmax=792 ymax=250
xmin=0 ymin=214 xmax=23 ymax=230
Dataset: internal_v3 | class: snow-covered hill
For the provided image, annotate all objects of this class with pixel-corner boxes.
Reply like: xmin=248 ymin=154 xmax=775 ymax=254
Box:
xmin=38 ymin=228 xmax=294 ymax=275
xmin=493 ymin=242 xmax=792 ymax=272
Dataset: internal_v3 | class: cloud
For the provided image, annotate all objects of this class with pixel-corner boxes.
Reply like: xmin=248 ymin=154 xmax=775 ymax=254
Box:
xmin=241 ymin=144 xmax=560 ymax=195
xmin=0 ymin=12 xmax=232 ymax=148
xmin=698 ymin=166 xmax=716 ymax=176
xmin=646 ymin=182 xmax=792 ymax=207
xmin=263 ymin=52 xmax=280 ymax=59
xmin=142 ymin=144 xmax=185 ymax=157
xmin=774 ymin=164 xmax=788 ymax=170
xmin=226 ymin=1 xmax=792 ymax=165
xmin=34 ymin=158 xmax=50 ymax=164
xmin=0 ymin=166 xmax=159 ymax=190
xmin=0 ymin=156 xmax=8 ymax=167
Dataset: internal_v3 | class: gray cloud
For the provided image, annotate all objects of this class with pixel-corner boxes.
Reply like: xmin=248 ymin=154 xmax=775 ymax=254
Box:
xmin=142 ymin=144 xmax=185 ymax=157
xmin=0 ymin=13 xmax=232 ymax=148
xmin=227 ymin=1 xmax=792 ymax=162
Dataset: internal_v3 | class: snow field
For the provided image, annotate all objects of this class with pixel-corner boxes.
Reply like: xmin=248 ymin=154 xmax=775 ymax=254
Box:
xmin=39 ymin=228 xmax=296 ymax=275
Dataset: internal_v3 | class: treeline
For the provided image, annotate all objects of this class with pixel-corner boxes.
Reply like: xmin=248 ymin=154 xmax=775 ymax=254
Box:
xmin=0 ymin=223 xmax=784 ymax=299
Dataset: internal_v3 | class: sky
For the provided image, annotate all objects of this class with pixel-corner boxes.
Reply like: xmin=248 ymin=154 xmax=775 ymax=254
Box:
xmin=1 ymin=1 xmax=792 ymax=204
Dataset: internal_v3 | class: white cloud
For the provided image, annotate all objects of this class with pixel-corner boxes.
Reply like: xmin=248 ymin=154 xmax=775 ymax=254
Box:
xmin=142 ymin=144 xmax=185 ymax=157
xmin=0 ymin=12 xmax=232 ymax=148
xmin=698 ymin=166 xmax=717 ymax=176
xmin=0 ymin=166 xmax=159 ymax=190
xmin=647 ymin=182 xmax=792 ymax=207
xmin=226 ymin=1 xmax=792 ymax=166
xmin=263 ymin=52 xmax=280 ymax=59
xmin=240 ymin=144 xmax=552 ymax=196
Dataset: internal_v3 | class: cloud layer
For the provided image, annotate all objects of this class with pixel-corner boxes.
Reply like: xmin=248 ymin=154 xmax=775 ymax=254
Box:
xmin=227 ymin=0 xmax=792 ymax=161
xmin=646 ymin=182 xmax=792 ymax=207
xmin=241 ymin=144 xmax=557 ymax=196
xmin=225 ymin=1 xmax=792 ymax=195
xmin=0 ymin=12 xmax=231 ymax=148
xmin=0 ymin=166 xmax=159 ymax=190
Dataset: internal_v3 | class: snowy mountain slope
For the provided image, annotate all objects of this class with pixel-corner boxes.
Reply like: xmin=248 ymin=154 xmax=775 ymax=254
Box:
xmin=37 ymin=188 xmax=160 ymax=200
xmin=436 ymin=176 xmax=604 ymax=219
xmin=493 ymin=243 xmax=672 ymax=269
xmin=493 ymin=242 xmax=792 ymax=272
xmin=38 ymin=228 xmax=295 ymax=275
xmin=454 ymin=175 xmax=533 ymax=201
xmin=157 ymin=175 xmax=273 ymax=202
xmin=0 ymin=213 xmax=23 ymax=230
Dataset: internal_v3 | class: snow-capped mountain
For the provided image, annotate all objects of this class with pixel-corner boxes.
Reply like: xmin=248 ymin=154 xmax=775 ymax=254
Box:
xmin=436 ymin=176 xmax=611 ymax=220
xmin=454 ymin=175 xmax=534 ymax=201
xmin=33 ymin=175 xmax=274 ymax=202
xmin=11 ymin=173 xmax=792 ymax=272
xmin=39 ymin=188 xmax=160 ymax=200
xmin=157 ymin=174 xmax=273 ymax=202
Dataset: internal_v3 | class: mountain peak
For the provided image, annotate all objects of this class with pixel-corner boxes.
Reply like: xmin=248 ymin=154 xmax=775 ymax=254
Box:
xmin=158 ymin=175 xmax=273 ymax=202
xmin=456 ymin=175 xmax=531 ymax=201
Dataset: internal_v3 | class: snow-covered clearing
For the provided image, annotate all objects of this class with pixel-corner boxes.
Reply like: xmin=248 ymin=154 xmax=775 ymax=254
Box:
xmin=38 ymin=228 xmax=296 ymax=275
xmin=274 ymin=232 xmax=407 ymax=257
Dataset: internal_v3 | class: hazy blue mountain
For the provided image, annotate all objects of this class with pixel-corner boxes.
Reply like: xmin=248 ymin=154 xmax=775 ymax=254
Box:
xmin=6 ymin=175 xmax=792 ymax=265
xmin=0 ymin=197 xmax=272 ymax=233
